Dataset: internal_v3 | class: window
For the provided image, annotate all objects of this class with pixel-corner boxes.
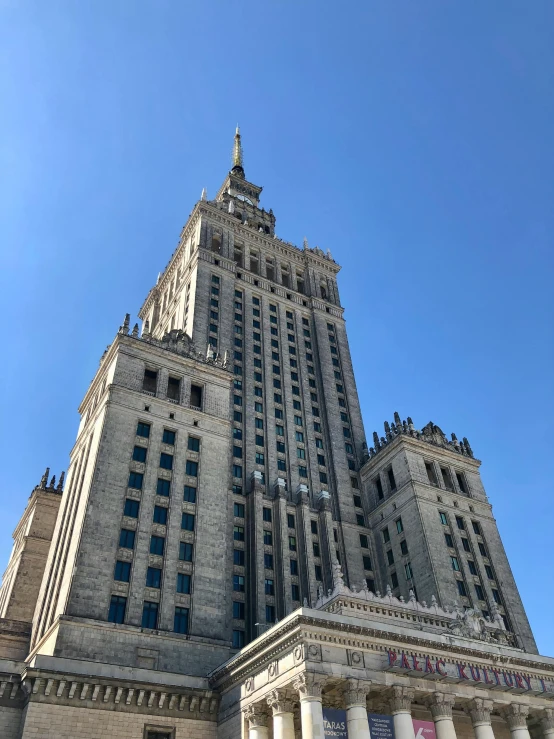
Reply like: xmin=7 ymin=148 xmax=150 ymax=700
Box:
xmin=387 ymin=549 xmax=395 ymax=565
xmin=233 ymin=601 xmax=245 ymax=619
xmin=456 ymin=516 xmax=465 ymax=530
xmin=263 ymin=530 xmax=273 ymax=546
xmin=382 ymin=527 xmax=390 ymax=543
xmin=190 ymin=384 xmax=203 ymax=409
xmin=153 ymin=505 xmax=168 ymax=525
xmin=311 ymin=520 xmax=318 ymax=536
xmin=132 ymin=445 xmax=147 ymax=463
xmin=128 ymin=471 xmax=143 ymax=490
xmin=273 ymin=378 xmax=282 ymax=389
xmin=254 ymin=358 xmax=261 ymax=368
xmin=232 ymin=630 xmax=245 ymax=649
xmin=445 ymin=533 xmax=454 ymax=547
xmin=142 ymin=601 xmax=158 ymax=629
xmin=461 ymin=537 xmax=471 ymax=552
xmin=233 ymin=548 xmax=245 ymax=566
xmin=297 ymin=447 xmax=306 ymax=460
xmin=298 ymin=466 xmax=307 ymax=478
xmin=254 ymin=386 xmax=263 ymax=398
xmin=313 ymin=542 xmax=320 ymax=557
xmin=289 ymin=558 xmax=299 ymax=576
xmin=265 ymin=605 xmax=276 ymax=623
xmin=179 ymin=542 xmax=193 ymax=561
xmin=289 ymin=536 xmax=297 ymax=551
xmin=143 ymin=369 xmax=157 ymax=394
xmin=468 ymin=560 xmax=478 ymax=575
xmin=343 ymin=427 xmax=351 ymax=438
xmin=472 ymin=521 xmax=481 ymax=535
xmin=124 ymin=498 xmax=140 ymax=518
xmin=478 ymin=542 xmax=488 ymax=557
xmin=233 ymin=445 xmax=243 ymax=459
xmin=360 ymin=534 xmax=369 ymax=548
xmin=150 ymin=535 xmax=165 ymax=556
xmin=114 ymin=560 xmax=131 ymax=582
xmin=265 ymin=579 xmax=275 ymax=595
xmin=108 ymin=595 xmax=127 ymax=623
xmin=457 ymin=580 xmax=467 ymax=597
xmin=313 ymin=421 xmax=321 ymax=432
xmin=234 ymin=395 xmax=242 ymax=407
xmin=255 ymin=452 xmax=265 ymax=465
xmin=233 ymin=575 xmax=245 ymax=592
xmin=405 ymin=562 xmax=413 ymax=580
xmin=255 ymin=402 xmax=263 ymax=413
xmin=425 ymin=462 xmax=439 ymax=486
xmin=174 ymin=606 xmax=189 ymax=634
xmin=456 ymin=472 xmax=468 ymax=494
xmin=439 ymin=511 xmax=448 ymax=525
xmin=472 ymin=583 xmax=485 ymax=601
xmin=186 ymin=460 xmax=198 ymax=477
xmin=286 ymin=513 xmax=295 ymax=529
xmin=276 ymin=424 xmax=284 ymax=437
xmin=318 ymin=454 xmax=326 ymax=466
xmin=176 ymin=572 xmax=191 ymax=594
xmin=366 ymin=577 xmax=375 ymax=591
xmin=363 ymin=555 xmax=372 ymax=570
xmin=277 ymin=459 xmax=286 ymax=471
xmin=294 ymin=416 xmax=303 ymax=426
xmin=291 ymin=583 xmax=300 ymax=601
xmin=395 ymin=518 xmax=404 ymax=534
xmin=233 ymin=484 xmax=243 ymax=496
xmin=211 ymin=298 xmax=219 ymax=308
xmin=391 ymin=572 xmax=399 ymax=589
xmin=400 ymin=539 xmax=409 ymax=556
xmin=492 ymin=589 xmax=501 ymax=604
xmin=146 ymin=566 xmax=162 ymax=588
xmin=276 ymin=441 xmax=285 ymax=454
xmin=375 ymin=477 xmax=384 ymax=499
xmin=234 ymin=411 xmax=243 ymax=423
xmin=441 ymin=467 xmax=454 ymax=491
xmin=187 ymin=436 xmax=200 ymax=452
xmin=161 ymin=429 xmax=176 ymax=446
xmin=119 ymin=529 xmax=136 ymax=549
xmin=234 ymin=503 xmax=245 ymax=518
xmin=159 ymin=453 xmax=173 ymax=470
xmin=254 ymin=372 xmax=262 ymax=383
xmin=451 ymin=556 xmax=460 ymax=571
xmin=387 ymin=467 xmax=396 ymax=490
xmin=234 ymin=351 xmax=243 ymax=362
xmin=136 ymin=422 xmax=151 ymax=438
xmin=485 ymin=564 xmax=494 ymax=580
xmin=261 ymin=552 xmax=274 ymax=570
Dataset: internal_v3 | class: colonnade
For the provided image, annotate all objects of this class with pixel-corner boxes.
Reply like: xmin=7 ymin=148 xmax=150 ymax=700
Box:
xmin=243 ymin=674 xmax=548 ymax=739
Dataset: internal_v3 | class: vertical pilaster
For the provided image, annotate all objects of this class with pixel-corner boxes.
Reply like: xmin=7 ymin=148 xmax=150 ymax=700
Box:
xmin=317 ymin=491 xmax=338 ymax=593
xmin=296 ymin=485 xmax=317 ymax=606
xmin=274 ymin=479 xmax=292 ymax=618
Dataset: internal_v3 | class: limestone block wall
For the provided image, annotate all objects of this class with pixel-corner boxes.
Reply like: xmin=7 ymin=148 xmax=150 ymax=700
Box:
xmin=0 ymin=705 xmax=22 ymax=739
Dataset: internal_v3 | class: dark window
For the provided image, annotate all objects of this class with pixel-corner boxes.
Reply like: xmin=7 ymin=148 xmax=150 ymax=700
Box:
xmin=234 ymin=411 xmax=243 ymax=423
xmin=234 ymin=526 xmax=245 ymax=541
xmin=363 ymin=555 xmax=372 ymax=570
xmin=182 ymin=513 xmax=195 ymax=531
xmin=387 ymin=549 xmax=395 ymax=565
xmin=150 ymin=535 xmax=165 ymax=556
xmin=143 ymin=369 xmax=157 ymax=394
xmin=468 ymin=560 xmax=478 ymax=575
xmin=234 ymin=503 xmax=245 ymax=518
xmin=119 ymin=529 xmax=136 ymax=549
xmin=396 ymin=518 xmax=404 ymax=534
xmin=233 ymin=445 xmax=243 ymax=459
xmin=478 ymin=542 xmax=488 ymax=557
xmin=485 ymin=564 xmax=494 ymax=580
xmin=439 ymin=511 xmax=448 ymax=525
xmin=108 ymin=595 xmax=127 ymax=623
xmin=375 ymin=476 xmax=384 ymax=499
xmin=183 ymin=485 xmax=196 ymax=503
xmin=255 ymin=452 xmax=265 ymax=465
xmin=472 ymin=521 xmax=481 ymax=535
xmin=176 ymin=573 xmax=191 ymax=594
xmin=400 ymin=539 xmax=409 ymax=556
xmin=132 ymin=445 xmax=147 ymax=463
xmin=136 ymin=422 xmax=151 ymax=438
xmin=174 ymin=607 xmax=189 ymax=634
xmin=124 ymin=498 xmax=140 ymax=518
xmin=366 ymin=578 xmax=375 ymax=592
xmin=321 ymin=472 xmax=329 ymax=484
xmin=441 ymin=467 xmax=454 ymax=491
xmin=156 ymin=478 xmax=170 ymax=497
xmin=492 ymin=589 xmax=501 ymax=604
xmin=159 ymin=453 xmax=173 ymax=470
xmin=233 ymin=601 xmax=245 ymax=619
xmin=405 ymin=562 xmax=413 ymax=580
xmin=265 ymin=579 xmax=275 ymax=595
xmin=445 ymin=533 xmax=454 ymax=548
xmin=461 ymin=537 xmax=471 ymax=552
xmin=233 ymin=484 xmax=243 ymax=496
xmin=146 ymin=566 xmax=162 ymax=588
xmin=425 ymin=462 xmax=438 ymax=486
xmin=114 ymin=560 xmax=131 ymax=582
xmin=456 ymin=516 xmax=465 ymax=530
xmin=167 ymin=376 xmax=181 ymax=400
xmin=188 ymin=436 xmax=200 ymax=452
xmin=311 ymin=520 xmax=318 ymax=535
xmin=186 ymin=460 xmax=198 ymax=477
xmin=313 ymin=542 xmax=320 ymax=557
xmin=232 ymin=630 xmax=245 ymax=648
xmin=232 ymin=464 xmax=242 ymax=478
xmin=382 ymin=527 xmax=390 ymax=543
xmin=153 ymin=505 xmax=168 ymax=525
xmin=360 ymin=534 xmax=369 ymax=548
xmin=456 ymin=472 xmax=467 ymax=494
xmin=289 ymin=536 xmax=297 ymax=551
xmin=190 ymin=384 xmax=203 ymax=409
xmin=233 ymin=549 xmax=245 ymax=566
xmin=142 ymin=601 xmax=158 ymax=629
xmin=451 ymin=556 xmax=460 ymax=571
xmin=162 ymin=429 xmax=176 ymax=445
xmin=298 ymin=466 xmax=307 ymax=477
xmin=128 ymin=471 xmax=143 ymax=490
xmin=475 ymin=584 xmax=485 ymax=601
xmin=255 ymin=434 xmax=264 ymax=446
xmin=391 ymin=571 xmax=399 ymax=589
xmin=457 ymin=580 xmax=467 ymax=597
xmin=353 ymin=495 xmax=362 ymax=508
xmin=263 ymin=530 xmax=273 ymax=546
xmin=264 ymin=553 xmax=274 ymax=569
xmin=291 ymin=583 xmax=300 ymax=601
xmin=255 ymin=402 xmax=263 ymax=413
xmin=179 ymin=542 xmax=193 ymax=561
xmin=290 ymin=559 xmax=299 ymax=575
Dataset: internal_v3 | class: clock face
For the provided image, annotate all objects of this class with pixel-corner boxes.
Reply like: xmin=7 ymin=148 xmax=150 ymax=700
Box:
xmin=235 ymin=193 xmax=253 ymax=205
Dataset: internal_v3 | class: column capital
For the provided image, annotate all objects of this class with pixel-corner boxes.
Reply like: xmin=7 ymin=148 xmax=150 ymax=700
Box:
xmin=388 ymin=685 xmax=415 ymax=714
xmin=293 ymin=671 xmax=325 ymax=701
xmin=541 ymin=709 xmax=554 ymax=732
xmin=426 ymin=692 xmax=456 ymax=719
xmin=266 ymin=689 xmax=295 ymax=715
xmin=244 ymin=703 xmax=269 ymax=729
xmin=469 ymin=698 xmax=494 ymax=726
xmin=501 ymin=704 xmax=530 ymax=731
xmin=344 ymin=678 xmax=372 ymax=709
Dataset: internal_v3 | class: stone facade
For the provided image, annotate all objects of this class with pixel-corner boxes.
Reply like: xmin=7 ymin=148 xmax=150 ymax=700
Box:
xmin=0 ymin=129 xmax=546 ymax=738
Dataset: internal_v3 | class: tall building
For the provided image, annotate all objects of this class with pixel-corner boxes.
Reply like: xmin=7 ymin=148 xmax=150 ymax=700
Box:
xmin=0 ymin=130 xmax=547 ymax=739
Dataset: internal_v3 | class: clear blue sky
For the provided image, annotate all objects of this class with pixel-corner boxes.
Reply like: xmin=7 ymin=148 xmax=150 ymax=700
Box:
xmin=1 ymin=2 xmax=552 ymax=653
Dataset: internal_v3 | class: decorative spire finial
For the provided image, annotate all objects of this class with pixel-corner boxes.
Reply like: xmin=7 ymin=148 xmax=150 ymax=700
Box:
xmin=232 ymin=126 xmax=244 ymax=175
xmin=57 ymin=471 xmax=65 ymax=492
xmin=40 ymin=467 xmax=49 ymax=490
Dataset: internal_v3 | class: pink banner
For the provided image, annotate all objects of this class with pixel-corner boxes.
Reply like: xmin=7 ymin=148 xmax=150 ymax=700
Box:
xmin=413 ymin=720 xmax=437 ymax=739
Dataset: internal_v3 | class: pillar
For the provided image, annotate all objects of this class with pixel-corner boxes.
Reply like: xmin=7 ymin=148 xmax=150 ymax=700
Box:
xmin=502 ymin=705 xmax=531 ymax=739
xmin=389 ymin=686 xmax=415 ymax=739
xmin=293 ymin=671 xmax=326 ymax=739
xmin=244 ymin=704 xmax=270 ymax=739
xmin=469 ymin=699 xmax=495 ymax=739
xmin=267 ymin=689 xmax=295 ymax=739
xmin=541 ymin=709 xmax=554 ymax=739
xmin=344 ymin=679 xmax=372 ymax=739
xmin=428 ymin=693 xmax=457 ymax=739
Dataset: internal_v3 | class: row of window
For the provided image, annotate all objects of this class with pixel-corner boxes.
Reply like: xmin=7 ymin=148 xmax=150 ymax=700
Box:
xmin=108 ymin=595 xmax=189 ymax=634
xmin=426 ymin=461 xmax=468 ymax=494
xmin=142 ymin=370 xmax=203 ymax=410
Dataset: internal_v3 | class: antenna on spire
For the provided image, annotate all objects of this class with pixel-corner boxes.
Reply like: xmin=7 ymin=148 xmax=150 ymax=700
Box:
xmin=232 ymin=125 xmax=244 ymax=177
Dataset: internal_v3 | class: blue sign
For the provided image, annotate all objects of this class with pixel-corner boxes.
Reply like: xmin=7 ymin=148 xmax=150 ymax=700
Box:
xmin=323 ymin=708 xmax=348 ymax=738
xmin=369 ymin=713 xmax=396 ymax=739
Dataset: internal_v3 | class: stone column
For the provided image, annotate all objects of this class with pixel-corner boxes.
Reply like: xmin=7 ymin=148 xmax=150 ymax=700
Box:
xmin=502 ymin=705 xmax=531 ymax=739
xmin=428 ymin=693 xmax=457 ymax=739
xmin=469 ymin=699 xmax=495 ymax=739
xmin=267 ymin=689 xmax=295 ymax=739
xmin=541 ymin=709 xmax=554 ymax=739
xmin=344 ymin=679 xmax=372 ymax=739
xmin=389 ymin=686 xmax=415 ymax=739
xmin=244 ymin=704 xmax=270 ymax=739
xmin=293 ymin=672 xmax=325 ymax=739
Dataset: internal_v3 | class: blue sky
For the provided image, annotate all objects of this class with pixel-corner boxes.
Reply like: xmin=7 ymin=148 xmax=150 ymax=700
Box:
xmin=1 ymin=2 xmax=552 ymax=653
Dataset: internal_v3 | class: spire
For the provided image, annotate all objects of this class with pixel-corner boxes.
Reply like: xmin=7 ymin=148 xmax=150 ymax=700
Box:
xmin=232 ymin=125 xmax=244 ymax=177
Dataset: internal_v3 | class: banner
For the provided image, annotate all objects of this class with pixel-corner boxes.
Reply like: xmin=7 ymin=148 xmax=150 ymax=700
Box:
xmin=413 ymin=720 xmax=436 ymax=739
xmin=323 ymin=708 xmax=348 ymax=738
xmin=369 ymin=713 xmax=396 ymax=739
